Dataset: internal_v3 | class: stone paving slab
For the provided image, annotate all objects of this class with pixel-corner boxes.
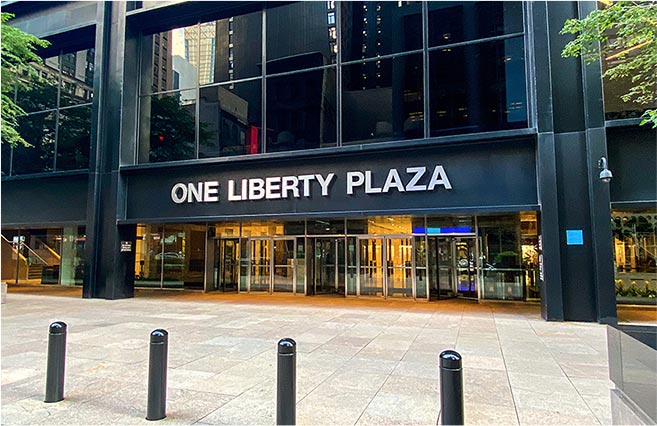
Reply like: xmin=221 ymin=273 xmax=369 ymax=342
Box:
xmin=1 ymin=293 xmax=617 ymax=425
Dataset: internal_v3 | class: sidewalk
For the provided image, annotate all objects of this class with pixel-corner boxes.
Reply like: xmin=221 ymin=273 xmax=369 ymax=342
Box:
xmin=2 ymin=292 xmax=614 ymax=425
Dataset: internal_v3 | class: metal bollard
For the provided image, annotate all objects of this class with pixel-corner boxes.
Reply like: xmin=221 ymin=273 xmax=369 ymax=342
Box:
xmin=439 ymin=350 xmax=464 ymax=426
xmin=146 ymin=329 xmax=168 ymax=421
xmin=276 ymin=338 xmax=296 ymax=426
xmin=45 ymin=321 xmax=67 ymax=403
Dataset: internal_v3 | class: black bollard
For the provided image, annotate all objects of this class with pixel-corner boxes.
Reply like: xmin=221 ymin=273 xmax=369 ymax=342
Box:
xmin=439 ymin=350 xmax=464 ymax=426
xmin=276 ymin=338 xmax=296 ymax=426
xmin=45 ymin=321 xmax=67 ymax=403
xmin=146 ymin=329 xmax=168 ymax=421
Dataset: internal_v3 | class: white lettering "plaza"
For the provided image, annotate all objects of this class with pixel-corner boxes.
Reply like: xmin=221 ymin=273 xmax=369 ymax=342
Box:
xmin=346 ymin=166 xmax=452 ymax=195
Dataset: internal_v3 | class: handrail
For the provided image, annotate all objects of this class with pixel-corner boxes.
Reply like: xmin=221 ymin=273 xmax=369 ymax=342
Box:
xmin=35 ymin=237 xmax=61 ymax=261
xmin=0 ymin=235 xmax=49 ymax=265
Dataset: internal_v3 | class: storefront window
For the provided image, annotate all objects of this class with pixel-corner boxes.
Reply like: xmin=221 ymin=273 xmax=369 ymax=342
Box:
xmin=0 ymin=228 xmax=78 ymax=286
xmin=135 ymin=224 xmax=205 ymax=289
xmin=612 ymin=212 xmax=657 ymax=303
xmin=478 ymin=212 xmax=540 ymax=301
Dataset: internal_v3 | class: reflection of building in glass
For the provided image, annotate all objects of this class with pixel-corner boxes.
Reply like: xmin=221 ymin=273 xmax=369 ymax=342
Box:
xmin=152 ymin=33 xmax=172 ymax=92
xmin=180 ymin=23 xmax=216 ymax=85
xmin=199 ymin=85 xmax=255 ymax=157
xmin=60 ymin=49 xmax=95 ymax=103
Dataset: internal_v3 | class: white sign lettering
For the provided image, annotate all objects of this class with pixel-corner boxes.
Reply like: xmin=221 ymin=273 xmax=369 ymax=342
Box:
xmin=170 ymin=165 xmax=451 ymax=204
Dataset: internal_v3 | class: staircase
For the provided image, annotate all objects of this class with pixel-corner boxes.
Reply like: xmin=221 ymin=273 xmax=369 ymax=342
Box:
xmin=28 ymin=264 xmax=43 ymax=280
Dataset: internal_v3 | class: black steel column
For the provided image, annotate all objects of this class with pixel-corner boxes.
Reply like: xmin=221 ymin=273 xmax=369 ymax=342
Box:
xmin=83 ymin=1 xmax=135 ymax=300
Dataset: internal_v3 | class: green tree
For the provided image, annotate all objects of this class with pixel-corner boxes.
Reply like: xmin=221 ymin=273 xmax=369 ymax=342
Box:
xmin=561 ymin=1 xmax=657 ymax=127
xmin=1 ymin=12 xmax=50 ymax=146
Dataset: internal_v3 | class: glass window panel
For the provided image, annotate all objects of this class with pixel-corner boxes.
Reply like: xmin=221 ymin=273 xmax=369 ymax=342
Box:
xmin=307 ymin=219 xmax=344 ymax=235
xmin=199 ymin=80 xmax=262 ymax=158
xmin=429 ymin=36 xmax=527 ymax=137
xmin=478 ymin=213 xmax=525 ymax=301
xmin=241 ymin=221 xmax=284 ymax=237
xmin=426 ymin=215 xmax=473 ymax=234
xmin=341 ymin=1 xmax=422 ymax=62
xmin=201 ymin=12 xmax=262 ymax=85
xmin=16 ymin=56 xmax=59 ymax=113
xmin=267 ymin=3 xmax=336 ymax=72
xmin=137 ymin=224 xmax=165 ymax=286
xmin=56 ymin=105 xmax=91 ymax=171
xmin=347 ymin=219 xmax=368 ymax=235
xmin=143 ymin=90 xmax=197 ymax=163
xmin=266 ymin=67 xmax=337 ymax=153
xmin=428 ymin=1 xmax=523 ymax=47
xmin=342 ymin=53 xmax=423 ymax=144
xmin=603 ymin=47 xmax=657 ymax=120
xmin=367 ymin=216 xmax=414 ymax=235
xmin=214 ymin=222 xmax=241 ymax=237
xmin=1 ymin=143 xmax=11 ymax=176
xmin=284 ymin=221 xmax=306 ymax=235
xmin=145 ymin=26 xmax=198 ymax=94
xmin=612 ymin=211 xmax=657 ymax=301
xmin=12 ymin=112 xmax=56 ymax=175
xmin=60 ymin=49 xmax=95 ymax=107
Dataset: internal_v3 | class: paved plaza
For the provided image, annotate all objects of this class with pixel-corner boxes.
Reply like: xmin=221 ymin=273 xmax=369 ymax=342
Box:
xmin=0 ymin=290 xmax=636 ymax=425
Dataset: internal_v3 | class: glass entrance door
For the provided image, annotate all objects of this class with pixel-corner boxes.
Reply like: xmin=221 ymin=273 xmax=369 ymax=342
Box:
xmin=358 ymin=238 xmax=384 ymax=296
xmin=249 ymin=239 xmax=271 ymax=292
xmin=427 ymin=236 xmax=478 ymax=300
xmin=454 ymin=237 xmax=477 ymax=298
xmin=386 ymin=237 xmax=414 ymax=298
xmin=310 ymin=238 xmax=339 ymax=295
xmin=272 ymin=238 xmax=295 ymax=293
xmin=216 ymin=238 xmax=239 ymax=291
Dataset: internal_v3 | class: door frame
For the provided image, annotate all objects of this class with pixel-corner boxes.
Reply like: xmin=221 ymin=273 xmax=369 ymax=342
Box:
xmin=246 ymin=237 xmax=297 ymax=294
xmin=214 ymin=237 xmax=240 ymax=292
xmin=356 ymin=234 xmax=417 ymax=299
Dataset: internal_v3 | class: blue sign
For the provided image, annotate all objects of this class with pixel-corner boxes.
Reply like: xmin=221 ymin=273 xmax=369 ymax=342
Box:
xmin=566 ymin=229 xmax=584 ymax=246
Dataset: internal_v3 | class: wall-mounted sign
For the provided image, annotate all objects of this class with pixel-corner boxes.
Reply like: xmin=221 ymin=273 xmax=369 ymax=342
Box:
xmin=566 ymin=229 xmax=584 ymax=246
xmin=120 ymin=241 xmax=133 ymax=252
xmin=125 ymin=139 xmax=539 ymax=221
xmin=170 ymin=165 xmax=452 ymax=204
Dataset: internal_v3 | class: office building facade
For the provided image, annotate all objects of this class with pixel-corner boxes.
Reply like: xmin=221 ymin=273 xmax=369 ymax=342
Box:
xmin=2 ymin=1 xmax=656 ymax=323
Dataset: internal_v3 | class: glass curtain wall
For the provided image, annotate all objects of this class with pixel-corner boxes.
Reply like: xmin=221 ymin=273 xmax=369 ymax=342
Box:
xmin=138 ymin=12 xmax=263 ymax=163
xmin=0 ymin=227 xmax=85 ymax=286
xmin=612 ymin=211 xmax=657 ymax=303
xmin=4 ymin=49 xmax=94 ymax=176
xmin=136 ymin=2 xmax=528 ymax=164
xmin=132 ymin=212 xmax=541 ymax=299
xmin=135 ymin=224 xmax=205 ymax=289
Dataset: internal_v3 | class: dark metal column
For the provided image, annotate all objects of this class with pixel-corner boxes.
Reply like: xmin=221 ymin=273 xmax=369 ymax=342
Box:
xmin=83 ymin=1 xmax=136 ymax=300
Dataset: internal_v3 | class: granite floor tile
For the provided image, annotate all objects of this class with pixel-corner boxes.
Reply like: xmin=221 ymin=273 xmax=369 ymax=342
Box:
xmin=1 ymin=293 xmax=618 ymax=426
xmin=464 ymin=402 xmax=519 ymax=425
